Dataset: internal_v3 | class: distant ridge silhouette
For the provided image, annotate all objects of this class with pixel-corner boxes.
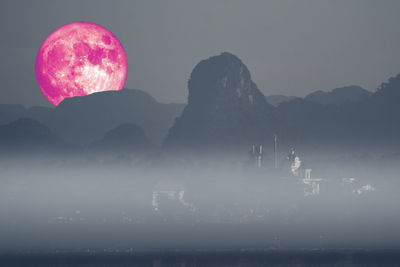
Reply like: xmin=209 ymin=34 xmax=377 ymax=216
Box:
xmin=266 ymin=95 xmax=296 ymax=107
xmin=304 ymin=86 xmax=372 ymax=105
xmin=0 ymin=118 xmax=64 ymax=153
xmin=90 ymin=123 xmax=153 ymax=153
xmin=276 ymin=74 xmax=400 ymax=149
xmin=0 ymin=54 xmax=399 ymax=154
xmin=0 ymin=89 xmax=184 ymax=146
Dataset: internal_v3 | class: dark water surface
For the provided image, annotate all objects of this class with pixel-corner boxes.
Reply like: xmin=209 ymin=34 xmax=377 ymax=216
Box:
xmin=1 ymin=250 xmax=400 ymax=266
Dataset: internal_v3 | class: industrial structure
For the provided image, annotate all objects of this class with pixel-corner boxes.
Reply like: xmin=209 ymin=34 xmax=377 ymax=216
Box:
xmin=249 ymin=144 xmax=263 ymax=168
xmin=248 ymin=136 xmax=323 ymax=196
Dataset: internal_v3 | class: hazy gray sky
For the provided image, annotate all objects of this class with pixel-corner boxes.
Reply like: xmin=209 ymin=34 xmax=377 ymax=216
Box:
xmin=1 ymin=0 xmax=400 ymax=106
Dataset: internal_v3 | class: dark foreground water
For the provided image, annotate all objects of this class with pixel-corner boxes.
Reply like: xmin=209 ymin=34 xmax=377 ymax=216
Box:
xmin=1 ymin=250 xmax=400 ymax=267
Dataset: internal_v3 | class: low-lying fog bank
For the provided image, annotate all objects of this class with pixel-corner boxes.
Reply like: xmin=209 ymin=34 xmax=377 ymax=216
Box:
xmin=0 ymin=151 xmax=399 ymax=253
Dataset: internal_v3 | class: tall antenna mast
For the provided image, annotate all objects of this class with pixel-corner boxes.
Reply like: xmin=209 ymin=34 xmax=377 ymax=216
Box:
xmin=257 ymin=145 xmax=262 ymax=168
xmin=274 ymin=134 xmax=278 ymax=168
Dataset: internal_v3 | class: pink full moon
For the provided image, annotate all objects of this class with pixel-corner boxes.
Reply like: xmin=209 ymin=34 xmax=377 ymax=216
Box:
xmin=35 ymin=22 xmax=128 ymax=106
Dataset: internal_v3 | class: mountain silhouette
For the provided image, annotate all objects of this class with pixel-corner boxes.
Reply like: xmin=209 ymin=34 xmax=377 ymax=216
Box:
xmin=90 ymin=123 xmax=153 ymax=152
xmin=47 ymin=89 xmax=183 ymax=146
xmin=358 ymin=74 xmax=400 ymax=142
xmin=0 ymin=118 xmax=64 ymax=152
xmin=165 ymin=52 xmax=278 ymax=150
xmin=0 ymin=55 xmax=399 ymax=154
xmin=0 ymin=104 xmax=26 ymax=125
xmin=0 ymin=89 xmax=184 ymax=146
xmin=304 ymin=86 xmax=372 ymax=105
xmin=266 ymin=95 xmax=296 ymax=107
xmin=276 ymin=74 xmax=400 ymax=150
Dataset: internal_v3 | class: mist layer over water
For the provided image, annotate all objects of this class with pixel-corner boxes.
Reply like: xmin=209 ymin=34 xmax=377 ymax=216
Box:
xmin=0 ymin=151 xmax=399 ymax=253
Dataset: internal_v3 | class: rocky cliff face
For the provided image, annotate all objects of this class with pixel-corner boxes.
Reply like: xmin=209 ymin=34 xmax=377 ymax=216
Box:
xmin=165 ymin=52 xmax=277 ymax=150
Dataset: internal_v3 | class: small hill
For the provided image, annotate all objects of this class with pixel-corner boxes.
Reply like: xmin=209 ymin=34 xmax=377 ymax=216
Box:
xmin=0 ymin=104 xmax=27 ymax=125
xmin=0 ymin=118 xmax=64 ymax=152
xmin=90 ymin=123 xmax=153 ymax=152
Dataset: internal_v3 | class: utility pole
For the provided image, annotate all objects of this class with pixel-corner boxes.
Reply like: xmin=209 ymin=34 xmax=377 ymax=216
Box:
xmin=274 ymin=135 xmax=278 ymax=169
